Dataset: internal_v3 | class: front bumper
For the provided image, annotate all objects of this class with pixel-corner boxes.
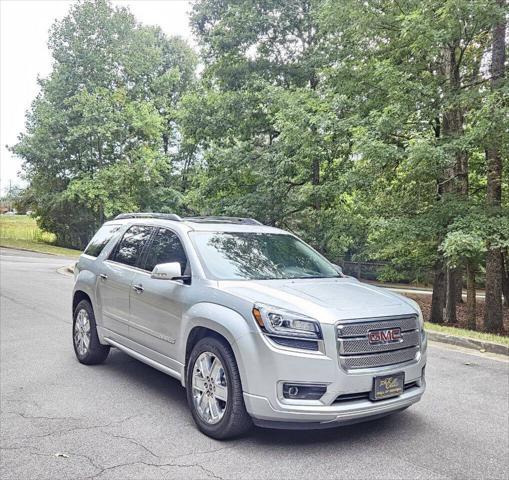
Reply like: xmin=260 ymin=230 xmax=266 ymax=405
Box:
xmin=244 ymin=381 xmax=425 ymax=428
xmin=235 ymin=325 xmax=427 ymax=427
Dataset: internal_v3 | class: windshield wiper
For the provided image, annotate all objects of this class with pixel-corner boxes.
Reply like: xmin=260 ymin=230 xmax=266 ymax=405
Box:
xmin=289 ymin=275 xmax=341 ymax=279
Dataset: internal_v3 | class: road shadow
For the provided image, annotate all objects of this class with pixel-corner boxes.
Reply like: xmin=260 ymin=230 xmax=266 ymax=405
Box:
xmin=247 ymin=410 xmax=426 ymax=446
xmin=100 ymin=348 xmax=188 ymax=407
xmin=98 ymin=348 xmax=428 ymax=447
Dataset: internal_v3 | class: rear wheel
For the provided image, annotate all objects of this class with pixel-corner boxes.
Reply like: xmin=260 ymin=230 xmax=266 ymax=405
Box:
xmin=73 ymin=300 xmax=110 ymax=365
xmin=186 ymin=337 xmax=252 ymax=439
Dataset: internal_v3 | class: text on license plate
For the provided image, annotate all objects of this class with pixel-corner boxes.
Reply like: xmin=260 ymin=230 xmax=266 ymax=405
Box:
xmin=370 ymin=372 xmax=404 ymax=401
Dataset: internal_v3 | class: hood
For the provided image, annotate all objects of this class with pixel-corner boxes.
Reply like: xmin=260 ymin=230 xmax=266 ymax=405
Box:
xmin=217 ymin=277 xmax=419 ymax=324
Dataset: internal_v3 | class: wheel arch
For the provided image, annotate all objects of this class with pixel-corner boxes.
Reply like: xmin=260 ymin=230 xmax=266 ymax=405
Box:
xmin=185 ymin=326 xmax=226 ymax=365
xmin=180 ymin=303 xmax=254 ymax=390
xmin=73 ymin=290 xmax=92 ymax=313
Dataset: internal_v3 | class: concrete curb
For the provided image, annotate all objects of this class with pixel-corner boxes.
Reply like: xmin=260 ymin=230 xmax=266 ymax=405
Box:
xmin=55 ymin=264 xmax=75 ymax=277
xmin=427 ymin=331 xmax=509 ymax=356
xmin=0 ymin=244 xmax=80 ymax=258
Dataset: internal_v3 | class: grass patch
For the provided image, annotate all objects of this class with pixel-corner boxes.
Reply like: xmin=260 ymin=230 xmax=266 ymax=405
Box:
xmin=0 ymin=214 xmax=55 ymax=242
xmin=0 ymin=238 xmax=81 ymax=257
xmin=0 ymin=215 xmax=81 ymax=258
xmin=425 ymin=322 xmax=509 ymax=346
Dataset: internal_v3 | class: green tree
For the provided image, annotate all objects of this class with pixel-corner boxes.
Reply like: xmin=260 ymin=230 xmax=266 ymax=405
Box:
xmin=319 ymin=0 xmax=506 ymax=325
xmin=440 ymin=219 xmax=486 ymax=329
xmin=484 ymin=0 xmax=507 ymax=332
xmin=11 ymin=0 xmax=508 ymax=333
xmin=188 ymin=0 xmax=508 ymax=331
xmin=11 ymin=0 xmax=196 ymax=247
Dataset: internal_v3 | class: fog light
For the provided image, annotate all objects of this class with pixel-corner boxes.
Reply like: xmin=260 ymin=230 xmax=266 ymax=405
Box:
xmin=282 ymin=383 xmax=327 ymax=400
xmin=288 ymin=386 xmax=299 ymax=397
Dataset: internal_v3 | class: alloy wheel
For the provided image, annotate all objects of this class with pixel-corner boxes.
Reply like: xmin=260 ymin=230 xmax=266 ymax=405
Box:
xmin=192 ymin=351 xmax=228 ymax=424
xmin=74 ymin=308 xmax=91 ymax=356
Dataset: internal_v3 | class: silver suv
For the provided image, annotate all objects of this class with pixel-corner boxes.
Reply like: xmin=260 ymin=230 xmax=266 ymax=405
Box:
xmin=72 ymin=213 xmax=427 ymax=439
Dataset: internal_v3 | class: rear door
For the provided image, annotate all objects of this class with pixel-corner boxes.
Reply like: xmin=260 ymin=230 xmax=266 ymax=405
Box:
xmin=129 ymin=227 xmax=191 ymax=362
xmin=98 ymin=224 xmax=154 ymax=338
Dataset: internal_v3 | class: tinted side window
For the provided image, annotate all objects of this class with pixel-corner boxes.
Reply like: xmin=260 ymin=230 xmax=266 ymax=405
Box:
xmin=144 ymin=228 xmax=188 ymax=274
xmin=111 ymin=225 xmax=153 ymax=267
xmin=84 ymin=224 xmax=121 ymax=257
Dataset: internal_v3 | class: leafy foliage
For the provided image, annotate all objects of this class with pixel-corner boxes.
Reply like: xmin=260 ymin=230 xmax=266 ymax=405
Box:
xmin=10 ymin=0 xmax=509 ymax=328
xmin=11 ymin=0 xmax=196 ymax=247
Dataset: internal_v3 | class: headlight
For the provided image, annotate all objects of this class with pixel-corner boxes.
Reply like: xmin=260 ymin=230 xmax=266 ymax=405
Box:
xmin=252 ymin=303 xmax=322 ymax=340
xmin=404 ymin=297 xmax=424 ymax=329
xmin=418 ymin=310 xmax=424 ymax=329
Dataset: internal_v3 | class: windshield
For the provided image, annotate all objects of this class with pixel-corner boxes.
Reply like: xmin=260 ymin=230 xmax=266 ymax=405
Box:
xmin=190 ymin=232 xmax=340 ymax=280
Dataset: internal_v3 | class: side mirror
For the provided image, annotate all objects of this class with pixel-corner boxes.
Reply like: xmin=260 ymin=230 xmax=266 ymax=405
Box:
xmin=151 ymin=262 xmax=183 ymax=280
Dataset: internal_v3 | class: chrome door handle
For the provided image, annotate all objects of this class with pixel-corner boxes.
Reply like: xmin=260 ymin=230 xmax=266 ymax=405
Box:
xmin=132 ymin=284 xmax=144 ymax=293
xmin=100 ymin=274 xmax=108 ymax=280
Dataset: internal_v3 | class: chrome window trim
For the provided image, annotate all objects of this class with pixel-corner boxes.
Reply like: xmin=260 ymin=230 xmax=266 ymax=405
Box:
xmin=102 ymin=259 xmax=192 ymax=287
xmin=142 ymin=225 xmax=192 ymax=276
xmin=103 ymin=258 xmax=149 ymax=275
xmin=107 ymin=223 xmax=155 ymax=269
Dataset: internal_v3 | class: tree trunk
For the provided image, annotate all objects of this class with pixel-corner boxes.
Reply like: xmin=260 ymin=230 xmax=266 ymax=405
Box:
xmin=430 ymin=116 xmax=445 ymax=324
xmin=445 ymin=267 xmax=457 ymax=324
xmin=484 ymin=1 xmax=506 ymax=333
xmin=430 ymin=258 xmax=446 ymax=323
xmin=440 ymin=44 xmax=468 ymax=324
xmin=455 ymin=268 xmax=464 ymax=304
xmin=312 ymin=157 xmax=320 ymax=210
xmin=162 ymin=133 xmax=169 ymax=155
xmin=466 ymin=262 xmax=476 ymax=330
xmin=309 ymin=71 xmax=321 ymax=213
xmin=502 ymin=251 xmax=509 ymax=308
xmin=96 ymin=137 xmax=105 ymax=224
xmin=485 ymin=248 xmax=503 ymax=332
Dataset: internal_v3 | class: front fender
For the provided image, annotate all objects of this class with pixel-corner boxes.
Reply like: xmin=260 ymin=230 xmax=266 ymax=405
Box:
xmin=178 ymin=302 xmax=255 ymax=388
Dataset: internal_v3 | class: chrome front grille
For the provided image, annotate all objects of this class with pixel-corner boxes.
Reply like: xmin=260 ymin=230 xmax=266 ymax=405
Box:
xmin=341 ymin=346 xmax=420 ymax=369
xmin=337 ymin=316 xmax=418 ymax=338
xmin=339 ymin=330 xmax=420 ymax=354
xmin=337 ymin=315 xmax=421 ymax=370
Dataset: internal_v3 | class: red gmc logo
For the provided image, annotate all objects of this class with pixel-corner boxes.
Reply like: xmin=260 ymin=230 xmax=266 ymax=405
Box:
xmin=368 ymin=328 xmax=402 ymax=345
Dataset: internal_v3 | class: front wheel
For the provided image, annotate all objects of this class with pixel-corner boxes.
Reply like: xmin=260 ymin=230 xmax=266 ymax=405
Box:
xmin=186 ymin=337 xmax=252 ymax=439
xmin=73 ymin=300 xmax=110 ymax=365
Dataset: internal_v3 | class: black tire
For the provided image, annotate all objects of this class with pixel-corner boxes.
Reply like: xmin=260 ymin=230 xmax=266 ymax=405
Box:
xmin=186 ymin=336 xmax=252 ymax=439
xmin=73 ymin=300 xmax=110 ymax=365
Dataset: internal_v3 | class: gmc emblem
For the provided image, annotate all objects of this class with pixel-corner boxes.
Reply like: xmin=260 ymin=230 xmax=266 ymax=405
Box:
xmin=368 ymin=328 xmax=402 ymax=345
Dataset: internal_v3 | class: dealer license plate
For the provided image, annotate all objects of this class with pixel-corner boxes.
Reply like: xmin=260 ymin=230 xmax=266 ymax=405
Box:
xmin=370 ymin=372 xmax=404 ymax=401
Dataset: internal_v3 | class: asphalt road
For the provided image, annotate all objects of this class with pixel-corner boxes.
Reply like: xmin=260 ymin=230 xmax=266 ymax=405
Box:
xmin=1 ymin=248 xmax=508 ymax=480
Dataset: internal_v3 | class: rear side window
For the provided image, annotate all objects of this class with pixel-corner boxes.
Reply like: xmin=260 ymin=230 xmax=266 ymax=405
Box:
xmin=84 ymin=224 xmax=121 ymax=257
xmin=144 ymin=228 xmax=188 ymax=273
xmin=110 ymin=225 xmax=153 ymax=267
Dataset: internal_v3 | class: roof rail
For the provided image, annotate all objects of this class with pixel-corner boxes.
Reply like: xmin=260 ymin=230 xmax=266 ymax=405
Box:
xmin=114 ymin=212 xmax=182 ymax=221
xmin=113 ymin=213 xmax=263 ymax=225
xmin=183 ymin=216 xmax=262 ymax=225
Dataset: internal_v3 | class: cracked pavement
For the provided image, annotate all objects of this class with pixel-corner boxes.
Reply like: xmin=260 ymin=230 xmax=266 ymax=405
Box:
xmin=1 ymin=247 xmax=508 ymax=479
